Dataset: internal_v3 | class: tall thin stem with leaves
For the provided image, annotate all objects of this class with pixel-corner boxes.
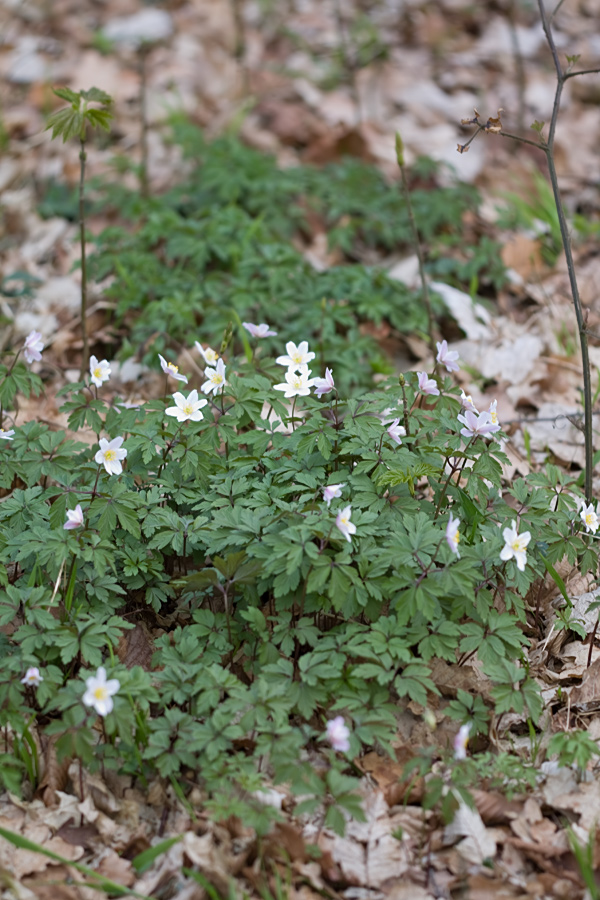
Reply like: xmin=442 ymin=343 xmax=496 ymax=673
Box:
xmin=45 ymin=87 xmax=113 ymax=380
xmin=457 ymin=2 xmax=600 ymax=500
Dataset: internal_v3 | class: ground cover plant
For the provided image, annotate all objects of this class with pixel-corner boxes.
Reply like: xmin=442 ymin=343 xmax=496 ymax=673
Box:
xmin=3 ymin=0 xmax=600 ymax=894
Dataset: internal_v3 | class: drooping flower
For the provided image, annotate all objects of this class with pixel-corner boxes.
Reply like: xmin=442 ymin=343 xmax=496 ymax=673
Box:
xmin=201 ymin=358 xmax=227 ymax=395
xmin=0 ymin=429 xmax=15 ymax=441
xmin=580 ymin=502 xmax=599 ymax=535
xmin=21 ymin=667 xmax=43 ymax=687
xmin=336 ymin=505 xmax=356 ymax=543
xmin=274 ymin=365 xmax=315 ymax=398
xmin=23 ymin=330 xmax=44 ymax=364
xmin=94 ymin=436 xmax=127 ymax=476
xmin=158 ymin=354 xmax=188 ymax=384
xmin=436 ymin=339 xmax=460 ymax=373
xmin=89 ymin=356 xmax=111 ymax=388
xmin=453 ymin=722 xmax=471 ymax=760
xmin=500 ymin=524 xmax=531 ymax=572
xmin=488 ymin=399 xmax=499 ymax=428
xmin=64 ymin=504 xmax=84 ymax=530
xmin=386 ymin=418 xmax=406 ymax=445
xmin=242 ymin=322 xmax=278 ymax=338
xmin=326 ymin=716 xmax=350 ymax=752
xmin=313 ymin=367 xmax=336 ymax=399
xmin=446 ymin=512 xmax=460 ymax=557
xmin=82 ymin=666 xmax=120 ymax=717
xmin=276 ymin=341 xmax=315 ymax=372
xmin=165 ymin=389 xmax=208 ymax=422
xmin=460 ymin=390 xmax=479 ymax=413
xmin=417 ymin=371 xmax=440 ymax=396
xmin=195 ymin=342 xmax=219 ymax=367
xmin=323 ymin=483 xmax=345 ymax=507
xmin=457 ymin=409 xmax=500 ymax=439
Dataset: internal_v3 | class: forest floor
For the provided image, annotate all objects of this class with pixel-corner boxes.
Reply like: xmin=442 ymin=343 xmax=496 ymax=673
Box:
xmin=2 ymin=0 xmax=600 ymax=898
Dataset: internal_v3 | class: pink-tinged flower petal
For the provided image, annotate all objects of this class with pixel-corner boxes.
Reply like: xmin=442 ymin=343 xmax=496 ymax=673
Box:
xmin=436 ymin=339 xmax=460 ymax=373
xmin=242 ymin=322 xmax=277 ymax=338
xmin=158 ymin=354 xmax=188 ymax=384
xmin=21 ymin=667 xmax=43 ymax=687
xmin=313 ymin=367 xmax=335 ymax=399
xmin=326 ymin=716 xmax=350 ymax=752
xmin=323 ymin=483 xmax=345 ymax=507
xmin=64 ymin=504 xmax=84 ymax=530
xmin=417 ymin=371 xmax=440 ymax=396
xmin=23 ymin=330 xmax=44 ymax=364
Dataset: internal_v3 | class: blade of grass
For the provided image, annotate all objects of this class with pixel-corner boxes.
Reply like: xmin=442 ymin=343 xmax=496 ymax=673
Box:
xmin=131 ymin=835 xmax=183 ymax=875
xmin=0 ymin=824 xmax=155 ymax=900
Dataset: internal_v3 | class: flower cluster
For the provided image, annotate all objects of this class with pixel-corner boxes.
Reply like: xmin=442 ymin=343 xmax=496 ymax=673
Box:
xmin=274 ymin=339 xmax=336 ymax=400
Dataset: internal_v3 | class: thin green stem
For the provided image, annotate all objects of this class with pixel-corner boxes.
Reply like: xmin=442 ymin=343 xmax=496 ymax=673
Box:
xmin=397 ymin=158 xmax=436 ymax=357
xmin=79 ymin=138 xmax=89 ymax=379
xmin=564 ymin=67 xmax=600 ymax=80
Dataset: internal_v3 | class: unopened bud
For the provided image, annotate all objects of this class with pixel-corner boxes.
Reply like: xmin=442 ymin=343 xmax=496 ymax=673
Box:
xmin=395 ymin=132 xmax=404 ymax=167
xmin=220 ymin=322 xmax=233 ymax=355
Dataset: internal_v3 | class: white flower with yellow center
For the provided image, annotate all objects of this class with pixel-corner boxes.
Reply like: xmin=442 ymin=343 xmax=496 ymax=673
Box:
xmin=276 ymin=341 xmax=315 ymax=373
xmin=166 ymin=389 xmax=208 ymax=422
xmin=89 ymin=356 xmax=111 ymax=388
xmin=274 ymin=365 xmax=315 ymax=398
xmin=94 ymin=436 xmax=127 ymax=476
xmin=580 ymin=502 xmax=599 ymax=534
xmin=158 ymin=354 xmax=188 ymax=384
xmin=336 ymin=505 xmax=356 ymax=543
xmin=202 ymin=358 xmax=227 ymax=396
xmin=500 ymin=523 xmax=531 ymax=572
xmin=446 ymin=512 xmax=460 ymax=557
xmin=0 ymin=429 xmax=15 ymax=441
xmin=195 ymin=342 xmax=219 ymax=367
xmin=21 ymin=667 xmax=43 ymax=687
xmin=82 ymin=666 xmax=120 ymax=717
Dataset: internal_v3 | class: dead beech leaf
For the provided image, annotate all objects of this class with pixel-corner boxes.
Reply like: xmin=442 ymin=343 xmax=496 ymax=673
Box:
xmin=569 ymin=655 xmax=600 ymax=710
xmin=37 ymin=736 xmax=70 ymax=807
xmin=444 ymin=801 xmax=496 ymax=865
xmin=116 ymin=622 xmax=154 ymax=670
xmin=96 ymin=849 xmax=135 ymax=887
xmin=357 ymin=749 xmax=421 ymax=806
xmin=472 ymin=790 xmax=522 ymax=825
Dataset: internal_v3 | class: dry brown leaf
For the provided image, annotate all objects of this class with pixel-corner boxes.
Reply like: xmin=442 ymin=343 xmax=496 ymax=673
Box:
xmin=471 ymin=790 xmax=522 ymax=826
xmin=116 ymin=622 xmax=154 ymax=670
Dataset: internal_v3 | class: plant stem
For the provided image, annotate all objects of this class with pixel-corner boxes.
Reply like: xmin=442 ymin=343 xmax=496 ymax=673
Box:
xmin=78 ymin=137 xmax=89 ymax=379
xmin=139 ymin=43 xmax=150 ymax=200
xmin=397 ymin=158 xmax=436 ymax=357
xmin=537 ymin=0 xmax=593 ymax=500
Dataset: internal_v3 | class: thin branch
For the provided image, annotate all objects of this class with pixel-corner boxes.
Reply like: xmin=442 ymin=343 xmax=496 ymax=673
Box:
xmin=537 ymin=0 xmax=564 ymax=148
xmin=564 ymin=66 xmax=600 ymax=80
xmin=498 ymin=130 xmax=544 ymax=150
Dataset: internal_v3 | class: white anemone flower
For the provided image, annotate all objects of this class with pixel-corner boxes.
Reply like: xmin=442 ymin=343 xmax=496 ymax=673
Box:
xmin=417 ymin=371 xmax=440 ymax=396
xmin=195 ymin=342 xmax=219 ymax=367
xmin=336 ymin=505 xmax=356 ymax=543
xmin=313 ymin=367 xmax=336 ymax=399
xmin=23 ymin=330 xmax=44 ymax=364
xmin=82 ymin=666 xmax=120 ymax=717
xmin=580 ymin=502 xmax=599 ymax=534
xmin=276 ymin=341 xmax=315 ymax=372
xmin=323 ymin=483 xmax=345 ymax=507
xmin=446 ymin=512 xmax=460 ymax=557
xmin=21 ymin=667 xmax=43 ymax=687
xmin=89 ymin=356 xmax=111 ymax=388
xmin=500 ymin=524 xmax=531 ymax=572
xmin=166 ymin=390 xmax=208 ymax=422
xmin=453 ymin=722 xmax=471 ymax=760
xmin=158 ymin=354 xmax=188 ymax=384
xmin=386 ymin=418 xmax=406 ymax=445
xmin=436 ymin=339 xmax=459 ymax=373
xmin=201 ymin=358 xmax=227 ymax=395
xmin=94 ymin=436 xmax=127 ymax=476
xmin=274 ymin=365 xmax=315 ymax=398
xmin=242 ymin=322 xmax=278 ymax=338
xmin=0 ymin=429 xmax=15 ymax=440
xmin=326 ymin=716 xmax=350 ymax=752
xmin=64 ymin=504 xmax=84 ymax=530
